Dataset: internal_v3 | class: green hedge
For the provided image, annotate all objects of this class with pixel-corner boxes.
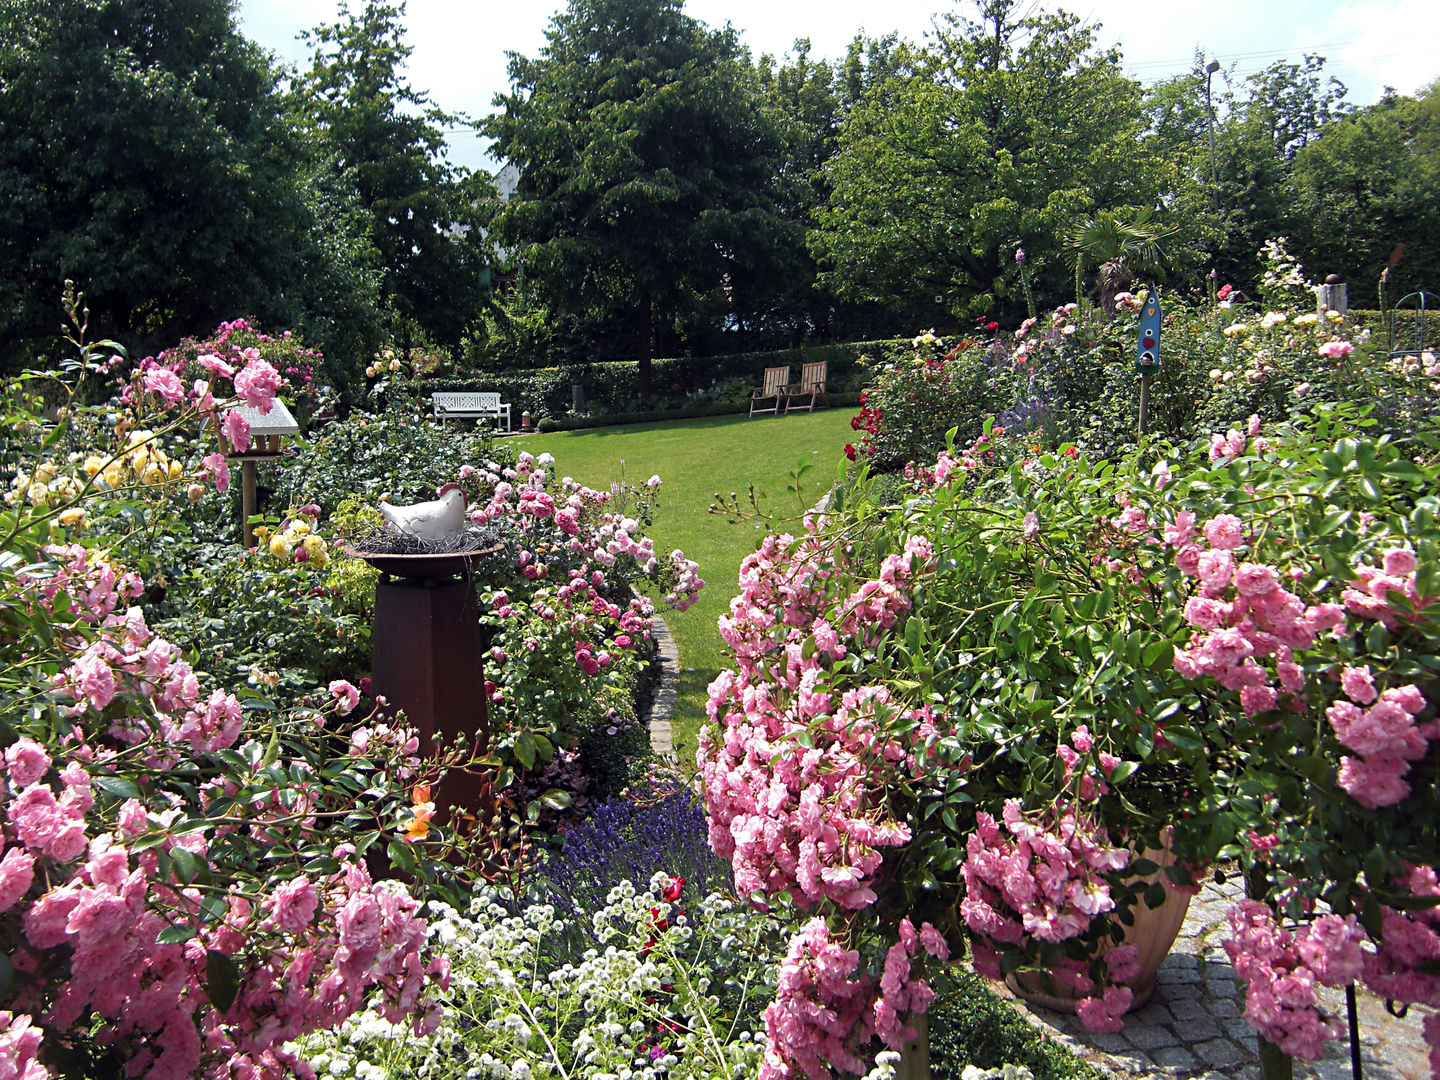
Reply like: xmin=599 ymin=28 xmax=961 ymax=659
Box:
xmin=421 ymin=340 xmax=902 ymax=421
xmin=529 ymin=391 xmax=863 ymax=432
xmin=1349 ymin=307 xmax=1440 ymax=351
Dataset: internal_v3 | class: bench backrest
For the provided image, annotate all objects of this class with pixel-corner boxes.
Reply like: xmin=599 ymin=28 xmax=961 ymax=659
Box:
xmin=761 ymin=366 xmax=790 ymax=397
xmin=433 ymin=391 xmax=502 ymax=411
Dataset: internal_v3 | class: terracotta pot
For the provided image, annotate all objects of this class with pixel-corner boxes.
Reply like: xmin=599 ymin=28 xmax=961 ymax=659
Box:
xmin=1006 ymin=844 xmax=1193 ymax=1014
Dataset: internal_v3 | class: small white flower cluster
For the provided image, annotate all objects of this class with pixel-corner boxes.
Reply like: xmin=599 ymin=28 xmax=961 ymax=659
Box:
xmin=297 ymin=876 xmax=781 ymax=1080
xmin=959 ymin=1066 xmax=1036 ymax=1080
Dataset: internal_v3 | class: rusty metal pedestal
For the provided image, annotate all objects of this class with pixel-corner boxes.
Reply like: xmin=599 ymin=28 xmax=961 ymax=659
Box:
xmin=371 ymin=574 xmax=489 ymax=816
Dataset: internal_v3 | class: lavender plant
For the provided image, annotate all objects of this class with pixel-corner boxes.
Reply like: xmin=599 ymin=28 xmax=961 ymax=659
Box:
xmin=540 ymin=785 xmax=731 ymax=922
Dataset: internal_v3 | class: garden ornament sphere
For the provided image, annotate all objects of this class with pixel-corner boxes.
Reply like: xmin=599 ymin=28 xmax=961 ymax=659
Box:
xmin=379 ymin=483 xmax=466 ymax=540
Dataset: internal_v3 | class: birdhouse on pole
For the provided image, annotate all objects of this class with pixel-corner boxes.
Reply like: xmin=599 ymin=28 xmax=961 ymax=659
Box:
xmin=219 ymin=399 xmax=300 ymax=548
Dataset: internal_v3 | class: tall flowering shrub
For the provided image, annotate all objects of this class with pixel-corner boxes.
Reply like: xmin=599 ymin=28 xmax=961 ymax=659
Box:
xmin=0 ymin=318 xmax=459 ymax=1078
xmin=707 ymin=369 xmax=1440 ymax=1074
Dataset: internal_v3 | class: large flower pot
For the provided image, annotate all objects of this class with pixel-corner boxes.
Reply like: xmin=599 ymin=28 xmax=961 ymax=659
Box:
xmin=1006 ymin=845 xmax=1193 ymax=1014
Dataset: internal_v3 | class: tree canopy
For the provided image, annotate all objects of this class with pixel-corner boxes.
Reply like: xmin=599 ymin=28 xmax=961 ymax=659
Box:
xmin=485 ymin=0 xmax=788 ymax=397
xmin=0 ymin=0 xmax=314 ymax=370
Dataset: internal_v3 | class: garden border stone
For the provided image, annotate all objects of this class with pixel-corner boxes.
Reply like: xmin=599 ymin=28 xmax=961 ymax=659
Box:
xmin=643 ymin=613 xmax=679 ymax=762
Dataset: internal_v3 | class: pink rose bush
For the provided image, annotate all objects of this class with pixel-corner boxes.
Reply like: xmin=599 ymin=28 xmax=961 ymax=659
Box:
xmin=0 ymin=327 xmax=463 ymax=1078
xmin=454 ymin=452 xmax=702 ymax=784
xmin=706 ymin=393 xmax=1440 ymax=1075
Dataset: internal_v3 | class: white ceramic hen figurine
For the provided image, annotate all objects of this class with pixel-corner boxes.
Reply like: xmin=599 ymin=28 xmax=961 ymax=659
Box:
xmin=379 ymin=484 xmax=466 ymax=540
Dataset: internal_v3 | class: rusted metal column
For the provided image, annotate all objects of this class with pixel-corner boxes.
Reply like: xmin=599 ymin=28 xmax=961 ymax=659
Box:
xmin=371 ymin=574 xmax=489 ymax=817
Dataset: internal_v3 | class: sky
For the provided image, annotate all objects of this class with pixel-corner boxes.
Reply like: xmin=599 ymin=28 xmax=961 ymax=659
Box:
xmin=236 ymin=0 xmax=1440 ymax=175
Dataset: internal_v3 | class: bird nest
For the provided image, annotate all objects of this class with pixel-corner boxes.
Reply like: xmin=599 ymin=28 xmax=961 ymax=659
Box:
xmin=349 ymin=522 xmax=504 ymax=556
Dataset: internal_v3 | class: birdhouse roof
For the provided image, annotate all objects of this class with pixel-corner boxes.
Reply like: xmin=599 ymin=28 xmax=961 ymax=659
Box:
xmin=230 ymin=399 xmax=300 ymax=437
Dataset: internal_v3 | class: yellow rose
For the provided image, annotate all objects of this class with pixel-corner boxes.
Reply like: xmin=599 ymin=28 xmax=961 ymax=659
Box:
xmin=102 ymin=465 xmax=124 ymax=488
xmin=268 ymin=534 xmax=293 ymax=559
xmin=290 ymin=519 xmax=311 ymax=537
xmin=142 ymin=463 xmax=166 ymax=486
xmin=83 ymin=456 xmax=105 ymax=478
xmin=168 ymin=459 xmax=184 ymax=481
xmin=57 ymin=507 xmax=87 ymax=528
xmin=187 ymin=483 xmax=205 ymax=502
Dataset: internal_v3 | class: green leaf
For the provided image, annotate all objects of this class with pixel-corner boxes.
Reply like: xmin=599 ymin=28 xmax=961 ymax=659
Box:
xmin=157 ymin=924 xmax=197 ymax=945
xmin=93 ymin=774 xmax=140 ymax=800
xmin=206 ymin=950 xmax=240 ymax=1014
xmin=540 ymin=788 xmax=572 ymax=811
xmin=513 ymin=732 xmax=537 ymax=771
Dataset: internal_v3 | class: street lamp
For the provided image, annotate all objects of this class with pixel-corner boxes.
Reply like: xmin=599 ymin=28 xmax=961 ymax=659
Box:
xmin=1205 ymin=59 xmax=1221 ymax=207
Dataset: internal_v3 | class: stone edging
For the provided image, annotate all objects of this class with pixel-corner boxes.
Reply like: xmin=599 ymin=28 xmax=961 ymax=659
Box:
xmin=643 ymin=613 xmax=680 ymax=761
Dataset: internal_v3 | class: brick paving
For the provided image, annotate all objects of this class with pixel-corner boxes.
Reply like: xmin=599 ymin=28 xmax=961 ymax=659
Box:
xmin=990 ymin=874 xmax=1436 ymax=1080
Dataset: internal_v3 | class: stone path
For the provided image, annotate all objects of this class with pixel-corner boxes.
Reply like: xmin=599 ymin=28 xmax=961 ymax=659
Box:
xmin=642 ymin=613 xmax=680 ymax=763
xmin=993 ymin=874 xmax=1436 ymax=1080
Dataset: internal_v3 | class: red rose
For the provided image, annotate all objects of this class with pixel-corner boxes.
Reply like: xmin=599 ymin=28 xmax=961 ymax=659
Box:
xmin=844 ymin=444 xmax=857 ymax=460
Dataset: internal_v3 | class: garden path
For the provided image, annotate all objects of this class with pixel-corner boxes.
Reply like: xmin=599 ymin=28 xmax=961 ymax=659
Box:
xmin=997 ymin=874 xmax=1436 ymax=1080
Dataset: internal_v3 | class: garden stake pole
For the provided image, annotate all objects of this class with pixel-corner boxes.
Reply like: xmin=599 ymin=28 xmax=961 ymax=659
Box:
xmin=1347 ymin=984 xmax=1364 ymax=1080
xmin=241 ymin=459 xmax=257 ymax=549
xmin=1246 ymin=863 xmax=1295 ymax=1080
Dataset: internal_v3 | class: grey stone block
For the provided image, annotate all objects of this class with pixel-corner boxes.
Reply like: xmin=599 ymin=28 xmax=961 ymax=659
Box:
xmin=1172 ymin=1016 xmax=1223 ymax=1042
xmin=1123 ymin=1023 xmax=1180 ymax=1051
xmin=1194 ymin=1038 xmax=1247 ymax=1068
xmin=1151 ymin=1046 xmax=1200 ymax=1070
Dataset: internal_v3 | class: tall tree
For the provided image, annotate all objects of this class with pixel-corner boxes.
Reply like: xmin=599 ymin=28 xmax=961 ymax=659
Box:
xmin=0 ymin=0 xmax=316 ymax=369
xmin=485 ymin=0 xmax=786 ymax=398
xmin=292 ymin=1 xmax=490 ymax=355
xmin=813 ymin=0 xmax=1161 ymax=326
xmin=1286 ymin=84 xmax=1440 ymax=306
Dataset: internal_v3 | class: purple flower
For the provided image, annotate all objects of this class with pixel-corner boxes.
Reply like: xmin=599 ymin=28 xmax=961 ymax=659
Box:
xmin=1016 ymin=248 xmax=1026 ymax=265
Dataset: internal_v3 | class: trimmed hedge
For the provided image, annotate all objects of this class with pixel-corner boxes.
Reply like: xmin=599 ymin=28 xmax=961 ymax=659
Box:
xmin=421 ymin=339 xmax=903 ymax=421
xmin=1349 ymin=307 xmax=1440 ymax=350
xmin=530 ymin=391 xmax=864 ymax=433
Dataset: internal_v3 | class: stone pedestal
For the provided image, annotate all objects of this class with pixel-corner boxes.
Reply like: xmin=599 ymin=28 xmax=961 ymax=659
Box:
xmin=371 ymin=576 xmax=488 ymax=816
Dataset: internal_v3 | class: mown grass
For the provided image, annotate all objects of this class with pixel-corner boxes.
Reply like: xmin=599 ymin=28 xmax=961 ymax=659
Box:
xmin=518 ymin=409 xmax=855 ymax=766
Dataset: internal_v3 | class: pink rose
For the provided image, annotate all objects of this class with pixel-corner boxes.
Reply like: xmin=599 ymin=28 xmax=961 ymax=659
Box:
xmin=0 ymin=847 xmax=36 ymax=913
xmin=142 ymin=367 xmax=186 ymax=405
xmin=220 ymin=409 xmax=250 ymax=454
xmin=1203 ymin=514 xmax=1245 ymax=551
xmin=4 ymin=738 xmax=51 ymax=788
xmin=329 ymin=679 xmax=361 ymax=716
xmin=265 ymin=877 xmax=319 ymax=934
xmin=1340 ymin=666 xmax=1377 ymax=705
xmin=233 ymin=358 xmax=284 ymax=413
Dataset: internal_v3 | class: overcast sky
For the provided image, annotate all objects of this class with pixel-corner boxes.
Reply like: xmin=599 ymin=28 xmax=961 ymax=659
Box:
xmin=236 ymin=0 xmax=1440 ymax=174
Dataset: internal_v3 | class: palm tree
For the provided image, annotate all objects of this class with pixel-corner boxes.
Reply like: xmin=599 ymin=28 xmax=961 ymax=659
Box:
xmin=1065 ymin=208 xmax=1176 ymax=315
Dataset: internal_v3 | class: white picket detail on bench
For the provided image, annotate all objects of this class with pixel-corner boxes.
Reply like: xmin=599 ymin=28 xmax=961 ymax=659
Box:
xmin=432 ymin=391 xmax=511 ymax=431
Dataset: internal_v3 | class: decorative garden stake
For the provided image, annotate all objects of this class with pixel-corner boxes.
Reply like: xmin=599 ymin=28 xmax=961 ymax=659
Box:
xmin=219 ymin=398 xmax=299 ymax=547
xmin=1136 ymin=291 xmax=1162 ymax=436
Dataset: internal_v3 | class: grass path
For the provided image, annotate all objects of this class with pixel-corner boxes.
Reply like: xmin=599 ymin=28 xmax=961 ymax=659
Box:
xmin=518 ymin=409 xmax=855 ymax=767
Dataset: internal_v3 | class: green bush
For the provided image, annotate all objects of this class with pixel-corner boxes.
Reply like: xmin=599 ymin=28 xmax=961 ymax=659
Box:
xmin=930 ymin=972 xmax=1106 ymax=1080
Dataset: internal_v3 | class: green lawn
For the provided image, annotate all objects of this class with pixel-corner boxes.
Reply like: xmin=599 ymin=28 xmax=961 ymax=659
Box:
xmin=518 ymin=409 xmax=855 ymax=767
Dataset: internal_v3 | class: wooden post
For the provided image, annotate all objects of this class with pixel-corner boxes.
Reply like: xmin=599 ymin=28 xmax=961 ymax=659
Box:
xmin=1138 ymin=370 xmax=1151 ymax=438
xmin=1317 ymin=275 xmax=1349 ymax=319
xmin=241 ymin=459 xmax=258 ymax=549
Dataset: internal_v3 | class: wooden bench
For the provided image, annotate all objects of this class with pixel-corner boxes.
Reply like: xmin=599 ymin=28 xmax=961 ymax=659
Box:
xmin=432 ymin=391 xmax=511 ymax=431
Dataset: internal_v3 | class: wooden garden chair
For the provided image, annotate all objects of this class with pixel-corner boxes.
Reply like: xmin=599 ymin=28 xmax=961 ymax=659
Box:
xmin=749 ymin=365 xmax=790 ymax=417
xmin=784 ymin=361 xmax=828 ymax=413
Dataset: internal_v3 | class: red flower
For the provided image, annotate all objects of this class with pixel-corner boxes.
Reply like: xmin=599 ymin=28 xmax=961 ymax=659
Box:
xmin=986 ymin=321 xmax=999 ymax=332
xmin=844 ymin=444 xmax=857 ymax=461
xmin=661 ymin=876 xmax=685 ymax=903
xmin=1217 ymin=283 xmax=1233 ymax=300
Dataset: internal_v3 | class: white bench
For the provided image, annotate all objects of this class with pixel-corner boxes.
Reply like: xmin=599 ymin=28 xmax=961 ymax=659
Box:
xmin=432 ymin=391 xmax=511 ymax=431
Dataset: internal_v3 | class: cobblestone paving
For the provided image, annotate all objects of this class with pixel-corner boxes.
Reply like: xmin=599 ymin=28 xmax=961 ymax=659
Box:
xmin=992 ymin=875 xmax=1436 ymax=1079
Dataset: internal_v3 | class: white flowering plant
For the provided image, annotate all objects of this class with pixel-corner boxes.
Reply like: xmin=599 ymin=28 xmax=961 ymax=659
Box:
xmin=295 ymin=875 xmax=808 ymax=1080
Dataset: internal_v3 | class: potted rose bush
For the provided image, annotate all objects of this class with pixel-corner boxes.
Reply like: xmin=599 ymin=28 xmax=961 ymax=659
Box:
xmin=703 ymin=375 xmax=1440 ymax=1077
